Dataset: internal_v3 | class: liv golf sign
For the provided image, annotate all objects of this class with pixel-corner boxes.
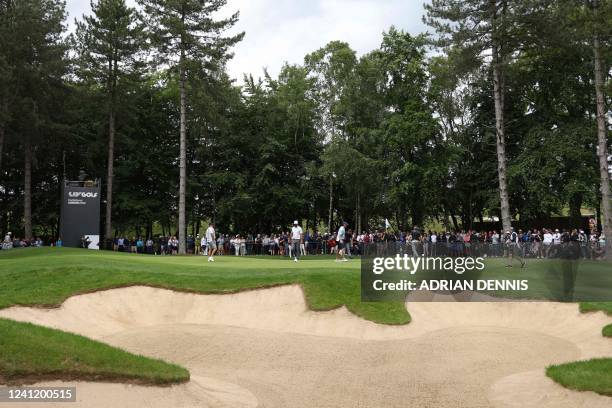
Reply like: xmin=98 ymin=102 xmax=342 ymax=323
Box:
xmin=59 ymin=180 xmax=101 ymax=249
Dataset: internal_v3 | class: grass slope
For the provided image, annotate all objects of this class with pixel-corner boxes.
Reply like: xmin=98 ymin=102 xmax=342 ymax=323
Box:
xmin=549 ymin=294 xmax=612 ymax=397
xmin=580 ymin=302 xmax=612 ymax=315
xmin=547 ymin=359 xmax=612 ymax=396
xmin=0 ymin=318 xmax=189 ymax=385
xmin=0 ymin=247 xmax=409 ymax=324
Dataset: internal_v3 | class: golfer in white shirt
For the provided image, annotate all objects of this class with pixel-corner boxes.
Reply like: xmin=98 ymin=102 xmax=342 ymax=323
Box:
xmin=291 ymin=221 xmax=303 ymax=262
xmin=206 ymin=223 xmax=217 ymax=262
xmin=336 ymin=221 xmax=348 ymax=262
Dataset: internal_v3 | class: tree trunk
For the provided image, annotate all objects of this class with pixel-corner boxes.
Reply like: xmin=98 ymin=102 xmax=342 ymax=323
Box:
xmin=0 ymin=99 xmax=5 ymax=173
xmin=178 ymin=59 xmax=187 ymax=254
xmin=569 ymin=192 xmax=583 ymax=229
xmin=0 ymin=119 xmax=4 ymax=174
xmin=467 ymin=190 xmax=473 ymax=230
xmin=328 ymin=176 xmax=333 ymax=233
xmin=356 ymin=191 xmax=361 ymax=234
xmin=592 ymin=14 xmax=612 ymax=256
xmin=105 ymin=108 xmax=115 ymax=241
xmin=450 ymin=213 xmax=459 ymax=230
xmin=491 ymin=1 xmax=512 ymax=234
xmin=24 ymin=136 xmax=32 ymax=240
xmin=596 ymin=200 xmax=602 ymax=233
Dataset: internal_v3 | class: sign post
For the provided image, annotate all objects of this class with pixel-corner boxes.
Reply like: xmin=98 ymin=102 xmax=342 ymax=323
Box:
xmin=59 ymin=179 xmax=101 ymax=249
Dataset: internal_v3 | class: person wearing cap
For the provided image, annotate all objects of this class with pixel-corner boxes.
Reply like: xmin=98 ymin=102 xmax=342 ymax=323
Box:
xmin=290 ymin=221 xmax=303 ymax=262
xmin=506 ymin=227 xmax=525 ymax=268
xmin=336 ymin=221 xmax=348 ymax=262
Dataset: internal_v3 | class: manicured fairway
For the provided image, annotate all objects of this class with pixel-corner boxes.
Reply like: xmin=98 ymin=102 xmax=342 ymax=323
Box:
xmin=0 ymin=247 xmax=611 ymax=394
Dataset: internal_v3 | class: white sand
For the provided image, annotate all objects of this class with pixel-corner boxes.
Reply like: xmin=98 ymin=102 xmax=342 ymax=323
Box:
xmin=0 ymin=285 xmax=611 ymax=407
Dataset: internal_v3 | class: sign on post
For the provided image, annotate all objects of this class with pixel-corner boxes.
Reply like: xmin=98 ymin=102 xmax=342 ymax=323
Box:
xmin=59 ymin=179 xmax=101 ymax=249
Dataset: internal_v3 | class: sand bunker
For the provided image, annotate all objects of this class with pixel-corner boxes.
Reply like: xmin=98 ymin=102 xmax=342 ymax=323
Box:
xmin=0 ymin=285 xmax=611 ymax=407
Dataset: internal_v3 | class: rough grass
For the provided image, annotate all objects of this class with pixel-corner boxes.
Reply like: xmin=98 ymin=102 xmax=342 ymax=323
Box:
xmin=550 ymin=298 xmax=612 ymax=396
xmin=580 ymin=302 xmax=612 ymax=315
xmin=0 ymin=318 xmax=189 ymax=385
xmin=547 ymin=359 xmax=612 ymax=397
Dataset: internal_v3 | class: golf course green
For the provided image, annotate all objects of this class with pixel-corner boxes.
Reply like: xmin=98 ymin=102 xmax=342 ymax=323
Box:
xmin=0 ymin=247 xmax=610 ymax=395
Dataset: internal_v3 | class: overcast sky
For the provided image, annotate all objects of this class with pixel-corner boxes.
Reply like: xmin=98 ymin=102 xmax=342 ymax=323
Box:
xmin=65 ymin=0 xmax=428 ymax=82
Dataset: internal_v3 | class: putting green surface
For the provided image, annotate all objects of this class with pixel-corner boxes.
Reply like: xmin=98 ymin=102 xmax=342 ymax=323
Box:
xmin=0 ymin=247 xmax=610 ymax=394
xmin=0 ymin=247 xmax=408 ymax=324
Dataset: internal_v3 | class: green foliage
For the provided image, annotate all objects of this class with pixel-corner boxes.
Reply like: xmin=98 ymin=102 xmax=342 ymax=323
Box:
xmin=72 ymin=0 xmax=144 ymax=89
xmin=0 ymin=0 xmax=610 ymax=238
xmin=138 ymin=0 xmax=244 ymax=73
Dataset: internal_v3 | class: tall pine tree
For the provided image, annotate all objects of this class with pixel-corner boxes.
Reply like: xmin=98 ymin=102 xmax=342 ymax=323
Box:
xmin=138 ymin=0 xmax=243 ymax=253
xmin=588 ymin=0 xmax=612 ymax=255
xmin=10 ymin=0 xmax=67 ymax=239
xmin=73 ymin=0 xmax=144 ymax=242
xmin=425 ymin=0 xmax=522 ymax=232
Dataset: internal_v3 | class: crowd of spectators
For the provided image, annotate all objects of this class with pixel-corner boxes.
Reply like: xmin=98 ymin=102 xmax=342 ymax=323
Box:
xmin=2 ymin=226 xmax=607 ymax=261
xmin=106 ymin=226 xmax=607 ymax=260
xmin=355 ymin=227 xmax=608 ymax=260
xmin=1 ymin=232 xmax=45 ymax=250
